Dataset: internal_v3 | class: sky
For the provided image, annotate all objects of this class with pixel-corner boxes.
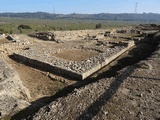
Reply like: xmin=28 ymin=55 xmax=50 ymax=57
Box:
xmin=0 ymin=0 xmax=160 ymax=14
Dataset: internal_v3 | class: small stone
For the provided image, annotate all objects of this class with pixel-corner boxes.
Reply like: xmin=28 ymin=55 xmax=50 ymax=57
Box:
xmin=60 ymin=79 xmax=65 ymax=83
xmin=46 ymin=72 xmax=50 ymax=76
xmin=140 ymin=93 xmax=143 ymax=97
xmin=103 ymin=111 xmax=108 ymax=115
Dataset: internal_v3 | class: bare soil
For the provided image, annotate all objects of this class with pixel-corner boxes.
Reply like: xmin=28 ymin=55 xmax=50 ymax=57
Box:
xmin=4 ymin=56 xmax=67 ymax=101
xmin=53 ymin=49 xmax=99 ymax=61
xmin=0 ymin=38 xmax=11 ymax=44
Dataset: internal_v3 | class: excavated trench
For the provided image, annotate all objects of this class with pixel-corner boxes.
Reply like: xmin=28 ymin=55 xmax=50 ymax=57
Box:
xmin=11 ymin=37 xmax=159 ymax=120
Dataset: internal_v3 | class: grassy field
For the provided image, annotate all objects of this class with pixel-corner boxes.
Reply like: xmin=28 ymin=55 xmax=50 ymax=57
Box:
xmin=0 ymin=17 xmax=156 ymax=34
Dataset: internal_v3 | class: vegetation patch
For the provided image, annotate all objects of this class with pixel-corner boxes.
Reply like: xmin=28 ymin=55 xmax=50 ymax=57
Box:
xmin=0 ymin=17 xmax=150 ymax=34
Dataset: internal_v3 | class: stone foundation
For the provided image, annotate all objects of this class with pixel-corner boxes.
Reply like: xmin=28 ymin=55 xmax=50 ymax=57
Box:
xmin=13 ymin=40 xmax=134 ymax=80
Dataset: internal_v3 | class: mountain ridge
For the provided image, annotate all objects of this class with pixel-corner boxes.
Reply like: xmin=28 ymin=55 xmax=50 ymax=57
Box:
xmin=0 ymin=12 xmax=160 ymax=21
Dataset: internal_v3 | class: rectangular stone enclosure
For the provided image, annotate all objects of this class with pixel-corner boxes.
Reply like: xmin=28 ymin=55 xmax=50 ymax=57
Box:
xmin=14 ymin=39 xmax=135 ymax=80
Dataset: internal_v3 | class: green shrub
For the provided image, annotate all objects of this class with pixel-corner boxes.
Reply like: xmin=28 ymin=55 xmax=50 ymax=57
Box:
xmin=95 ymin=23 xmax=102 ymax=29
xmin=18 ymin=24 xmax=32 ymax=30
xmin=0 ymin=28 xmax=5 ymax=34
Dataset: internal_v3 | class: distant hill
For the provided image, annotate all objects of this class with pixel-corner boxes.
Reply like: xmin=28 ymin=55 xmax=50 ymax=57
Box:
xmin=0 ymin=12 xmax=160 ymax=21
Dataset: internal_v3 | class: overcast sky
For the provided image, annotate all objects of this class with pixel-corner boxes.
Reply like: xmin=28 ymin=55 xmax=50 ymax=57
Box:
xmin=1 ymin=0 xmax=160 ymax=14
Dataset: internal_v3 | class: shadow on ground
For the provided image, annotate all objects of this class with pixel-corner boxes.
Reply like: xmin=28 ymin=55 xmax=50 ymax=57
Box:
xmin=76 ymin=65 xmax=135 ymax=120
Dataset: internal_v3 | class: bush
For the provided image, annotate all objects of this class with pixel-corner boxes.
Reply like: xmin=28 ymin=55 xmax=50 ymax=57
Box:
xmin=18 ymin=24 xmax=32 ymax=30
xmin=9 ymin=30 xmax=13 ymax=34
xmin=95 ymin=23 xmax=102 ymax=29
xmin=0 ymin=28 xmax=5 ymax=34
xmin=19 ymin=29 xmax=23 ymax=33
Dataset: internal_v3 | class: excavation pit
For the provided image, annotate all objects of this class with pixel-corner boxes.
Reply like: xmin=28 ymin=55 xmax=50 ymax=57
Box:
xmin=13 ymin=39 xmax=135 ymax=80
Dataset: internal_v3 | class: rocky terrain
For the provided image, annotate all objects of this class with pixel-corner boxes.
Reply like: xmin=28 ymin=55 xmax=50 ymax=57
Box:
xmin=0 ymin=58 xmax=31 ymax=119
xmin=0 ymin=24 xmax=159 ymax=119
xmin=13 ymin=34 xmax=133 ymax=80
xmin=33 ymin=44 xmax=160 ymax=120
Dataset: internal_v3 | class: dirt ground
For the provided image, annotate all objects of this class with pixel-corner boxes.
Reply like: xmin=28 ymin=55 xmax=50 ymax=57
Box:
xmin=5 ymin=58 xmax=67 ymax=101
xmin=0 ymin=38 xmax=11 ymax=44
xmin=53 ymin=49 xmax=99 ymax=61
